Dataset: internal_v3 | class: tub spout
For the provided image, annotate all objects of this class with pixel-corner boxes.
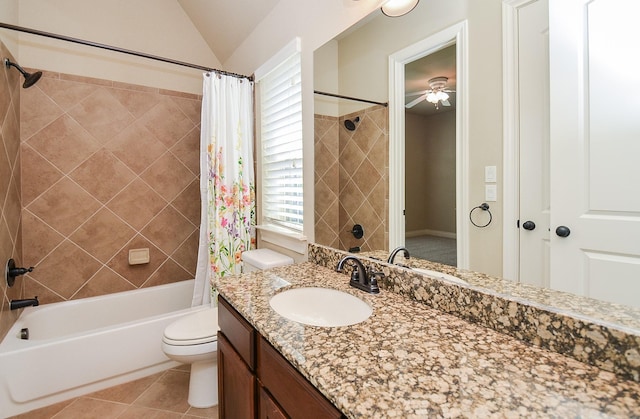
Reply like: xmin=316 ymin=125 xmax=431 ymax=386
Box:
xmin=10 ymin=296 xmax=39 ymax=310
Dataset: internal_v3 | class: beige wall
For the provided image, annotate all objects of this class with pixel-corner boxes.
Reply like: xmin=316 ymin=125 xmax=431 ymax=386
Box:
xmin=0 ymin=39 xmax=23 ymax=340
xmin=20 ymin=70 xmax=201 ymax=306
xmin=1 ymin=1 xmax=509 ymax=296
xmin=16 ymin=0 xmax=219 ymax=94
xmin=405 ymin=111 xmax=456 ymax=236
xmin=0 ymin=0 xmax=19 ymax=55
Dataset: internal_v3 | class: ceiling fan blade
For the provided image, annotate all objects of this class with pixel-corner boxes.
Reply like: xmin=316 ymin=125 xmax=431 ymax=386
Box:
xmin=406 ymin=89 xmax=429 ymax=97
xmin=405 ymin=95 xmax=426 ymax=108
xmin=441 ymin=99 xmax=451 ymax=106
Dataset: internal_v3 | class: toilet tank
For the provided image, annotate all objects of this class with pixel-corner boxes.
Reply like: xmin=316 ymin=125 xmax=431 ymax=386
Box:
xmin=241 ymin=249 xmax=294 ymax=273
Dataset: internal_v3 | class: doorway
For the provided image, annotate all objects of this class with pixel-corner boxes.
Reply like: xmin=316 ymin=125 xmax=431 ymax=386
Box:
xmin=404 ymin=46 xmax=457 ymax=266
xmin=388 ymin=21 xmax=469 ymax=269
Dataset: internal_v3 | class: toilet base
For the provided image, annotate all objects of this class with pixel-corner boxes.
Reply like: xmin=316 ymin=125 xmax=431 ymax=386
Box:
xmin=188 ymin=360 xmax=218 ymax=408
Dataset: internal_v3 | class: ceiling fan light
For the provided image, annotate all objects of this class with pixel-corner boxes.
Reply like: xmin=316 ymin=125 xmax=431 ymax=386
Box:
xmin=426 ymin=92 xmax=438 ymax=103
xmin=436 ymin=91 xmax=449 ymax=101
xmin=381 ymin=0 xmax=419 ymax=17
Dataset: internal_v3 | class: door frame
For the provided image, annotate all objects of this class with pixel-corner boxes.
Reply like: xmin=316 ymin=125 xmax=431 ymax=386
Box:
xmin=502 ymin=0 xmax=540 ymax=281
xmin=388 ymin=21 xmax=469 ymax=268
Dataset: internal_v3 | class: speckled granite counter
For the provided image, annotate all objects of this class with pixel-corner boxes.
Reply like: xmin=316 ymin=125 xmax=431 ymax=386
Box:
xmin=216 ymin=262 xmax=640 ymax=418
xmin=345 ymin=247 xmax=640 ymax=383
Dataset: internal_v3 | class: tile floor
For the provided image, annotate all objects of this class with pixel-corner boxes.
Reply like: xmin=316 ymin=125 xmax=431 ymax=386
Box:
xmin=10 ymin=365 xmax=218 ymax=419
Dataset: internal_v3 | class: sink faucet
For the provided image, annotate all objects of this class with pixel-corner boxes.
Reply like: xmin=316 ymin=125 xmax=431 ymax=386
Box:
xmin=336 ymin=256 xmax=380 ymax=294
xmin=387 ymin=247 xmax=410 ymax=265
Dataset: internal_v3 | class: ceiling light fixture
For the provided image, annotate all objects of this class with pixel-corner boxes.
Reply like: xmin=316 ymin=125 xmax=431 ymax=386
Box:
xmin=426 ymin=91 xmax=449 ymax=104
xmin=381 ymin=0 xmax=420 ymax=17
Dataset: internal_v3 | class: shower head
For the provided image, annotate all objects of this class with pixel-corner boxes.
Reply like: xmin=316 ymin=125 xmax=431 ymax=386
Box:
xmin=344 ymin=116 xmax=360 ymax=131
xmin=4 ymin=58 xmax=42 ymax=88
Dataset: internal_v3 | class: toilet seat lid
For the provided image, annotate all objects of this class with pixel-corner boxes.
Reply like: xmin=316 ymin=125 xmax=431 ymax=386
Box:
xmin=164 ymin=307 xmax=219 ymax=343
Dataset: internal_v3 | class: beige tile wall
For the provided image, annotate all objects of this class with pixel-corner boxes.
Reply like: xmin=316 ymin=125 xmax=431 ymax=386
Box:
xmin=314 ymin=114 xmax=340 ymax=249
xmin=0 ymin=42 xmax=24 ymax=340
xmin=19 ymin=70 xmax=202 ymax=306
xmin=314 ymin=105 xmax=388 ymax=253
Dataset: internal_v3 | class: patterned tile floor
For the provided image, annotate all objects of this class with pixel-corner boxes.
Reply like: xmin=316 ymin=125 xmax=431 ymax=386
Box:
xmin=10 ymin=365 xmax=218 ymax=418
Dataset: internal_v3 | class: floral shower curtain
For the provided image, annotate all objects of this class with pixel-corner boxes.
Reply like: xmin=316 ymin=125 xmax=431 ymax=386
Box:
xmin=192 ymin=72 xmax=255 ymax=306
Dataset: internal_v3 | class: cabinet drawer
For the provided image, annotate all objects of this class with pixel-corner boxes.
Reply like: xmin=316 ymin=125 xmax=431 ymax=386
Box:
xmin=258 ymin=336 xmax=343 ymax=419
xmin=219 ymin=297 xmax=255 ymax=370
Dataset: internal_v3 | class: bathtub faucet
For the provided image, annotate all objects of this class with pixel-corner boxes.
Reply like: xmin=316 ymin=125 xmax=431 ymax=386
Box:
xmin=10 ymin=296 xmax=39 ymax=310
xmin=5 ymin=258 xmax=34 ymax=287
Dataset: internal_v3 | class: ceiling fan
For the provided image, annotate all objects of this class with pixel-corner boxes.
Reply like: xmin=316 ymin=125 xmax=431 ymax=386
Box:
xmin=405 ymin=76 xmax=455 ymax=109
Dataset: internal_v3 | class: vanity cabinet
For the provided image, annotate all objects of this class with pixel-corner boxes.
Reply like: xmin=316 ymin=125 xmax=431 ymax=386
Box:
xmin=218 ymin=297 xmax=344 ymax=419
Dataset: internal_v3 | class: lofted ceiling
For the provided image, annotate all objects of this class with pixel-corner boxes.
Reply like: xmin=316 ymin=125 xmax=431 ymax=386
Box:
xmin=177 ymin=0 xmax=279 ymax=64
xmin=176 ymin=1 xmax=455 ymax=117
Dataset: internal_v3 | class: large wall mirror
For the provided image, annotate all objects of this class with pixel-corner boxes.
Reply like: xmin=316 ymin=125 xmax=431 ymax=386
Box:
xmin=313 ymin=0 xmax=640 ymax=328
xmin=313 ymin=2 xmax=464 ymax=265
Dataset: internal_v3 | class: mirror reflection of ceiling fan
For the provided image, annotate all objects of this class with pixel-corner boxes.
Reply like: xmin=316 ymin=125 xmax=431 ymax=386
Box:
xmin=405 ymin=76 xmax=456 ymax=109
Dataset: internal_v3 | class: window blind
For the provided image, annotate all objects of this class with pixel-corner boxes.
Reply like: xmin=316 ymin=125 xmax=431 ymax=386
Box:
xmin=259 ymin=51 xmax=303 ymax=231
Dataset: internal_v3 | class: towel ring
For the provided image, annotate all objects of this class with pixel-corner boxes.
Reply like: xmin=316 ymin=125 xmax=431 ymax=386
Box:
xmin=469 ymin=203 xmax=492 ymax=228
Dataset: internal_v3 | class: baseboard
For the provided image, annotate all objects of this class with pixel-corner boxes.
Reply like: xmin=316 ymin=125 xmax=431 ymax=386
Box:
xmin=406 ymin=229 xmax=456 ymax=239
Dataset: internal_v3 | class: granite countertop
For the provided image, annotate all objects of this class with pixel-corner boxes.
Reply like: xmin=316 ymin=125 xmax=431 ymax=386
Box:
xmin=216 ymin=262 xmax=640 ymax=418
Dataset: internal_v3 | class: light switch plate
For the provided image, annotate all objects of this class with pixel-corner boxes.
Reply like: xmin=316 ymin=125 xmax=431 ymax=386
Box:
xmin=485 ymin=184 xmax=497 ymax=202
xmin=485 ymin=166 xmax=497 ymax=183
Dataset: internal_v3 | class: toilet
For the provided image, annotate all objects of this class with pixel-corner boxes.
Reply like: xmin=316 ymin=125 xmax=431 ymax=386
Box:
xmin=241 ymin=248 xmax=294 ymax=273
xmin=161 ymin=307 xmax=219 ymax=408
xmin=161 ymin=248 xmax=293 ymax=408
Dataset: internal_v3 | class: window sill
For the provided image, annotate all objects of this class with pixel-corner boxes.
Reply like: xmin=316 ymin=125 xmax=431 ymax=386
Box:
xmin=255 ymin=224 xmax=307 ymax=254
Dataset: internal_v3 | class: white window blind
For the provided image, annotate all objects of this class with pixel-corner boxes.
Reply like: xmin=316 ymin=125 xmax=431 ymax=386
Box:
xmin=258 ymin=48 xmax=303 ymax=231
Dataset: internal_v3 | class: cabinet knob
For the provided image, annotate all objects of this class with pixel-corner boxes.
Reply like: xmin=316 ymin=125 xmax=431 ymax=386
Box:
xmin=555 ymin=226 xmax=571 ymax=237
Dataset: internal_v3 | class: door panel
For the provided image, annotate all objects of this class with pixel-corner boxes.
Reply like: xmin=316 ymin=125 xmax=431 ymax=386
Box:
xmin=549 ymin=0 xmax=640 ymax=306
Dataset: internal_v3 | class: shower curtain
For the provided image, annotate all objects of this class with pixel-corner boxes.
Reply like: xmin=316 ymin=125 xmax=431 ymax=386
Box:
xmin=192 ymin=72 xmax=255 ymax=306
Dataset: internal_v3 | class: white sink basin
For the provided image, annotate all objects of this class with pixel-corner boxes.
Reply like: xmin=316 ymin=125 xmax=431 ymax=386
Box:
xmin=413 ymin=268 xmax=467 ymax=285
xmin=270 ymin=287 xmax=372 ymax=327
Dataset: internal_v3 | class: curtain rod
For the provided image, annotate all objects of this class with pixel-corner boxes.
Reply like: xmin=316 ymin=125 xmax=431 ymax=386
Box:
xmin=0 ymin=22 xmax=253 ymax=81
xmin=314 ymin=90 xmax=388 ymax=107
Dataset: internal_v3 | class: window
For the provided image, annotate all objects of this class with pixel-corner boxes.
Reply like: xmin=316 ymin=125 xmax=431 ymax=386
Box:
xmin=256 ymin=39 xmax=303 ymax=232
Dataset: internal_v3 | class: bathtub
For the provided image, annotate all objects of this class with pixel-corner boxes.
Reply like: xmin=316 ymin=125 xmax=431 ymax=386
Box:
xmin=0 ymin=279 xmax=211 ymax=417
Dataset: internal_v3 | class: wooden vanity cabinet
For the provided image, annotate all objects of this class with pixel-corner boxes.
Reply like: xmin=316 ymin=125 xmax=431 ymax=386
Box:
xmin=218 ymin=297 xmax=256 ymax=419
xmin=218 ymin=297 xmax=344 ymax=419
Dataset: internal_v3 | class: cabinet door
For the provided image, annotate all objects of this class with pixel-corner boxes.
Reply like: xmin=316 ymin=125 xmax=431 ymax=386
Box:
xmin=218 ymin=333 xmax=256 ymax=419
xmin=258 ymin=336 xmax=343 ymax=419
xmin=259 ymin=386 xmax=287 ymax=419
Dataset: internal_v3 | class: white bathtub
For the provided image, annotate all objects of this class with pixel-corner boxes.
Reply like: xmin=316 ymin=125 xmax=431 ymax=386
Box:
xmin=0 ymin=279 xmax=211 ymax=418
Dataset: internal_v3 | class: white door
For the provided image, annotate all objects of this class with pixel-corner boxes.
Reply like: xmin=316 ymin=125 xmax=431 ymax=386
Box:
xmin=518 ymin=0 xmax=550 ymax=288
xmin=549 ymin=0 xmax=640 ymax=307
